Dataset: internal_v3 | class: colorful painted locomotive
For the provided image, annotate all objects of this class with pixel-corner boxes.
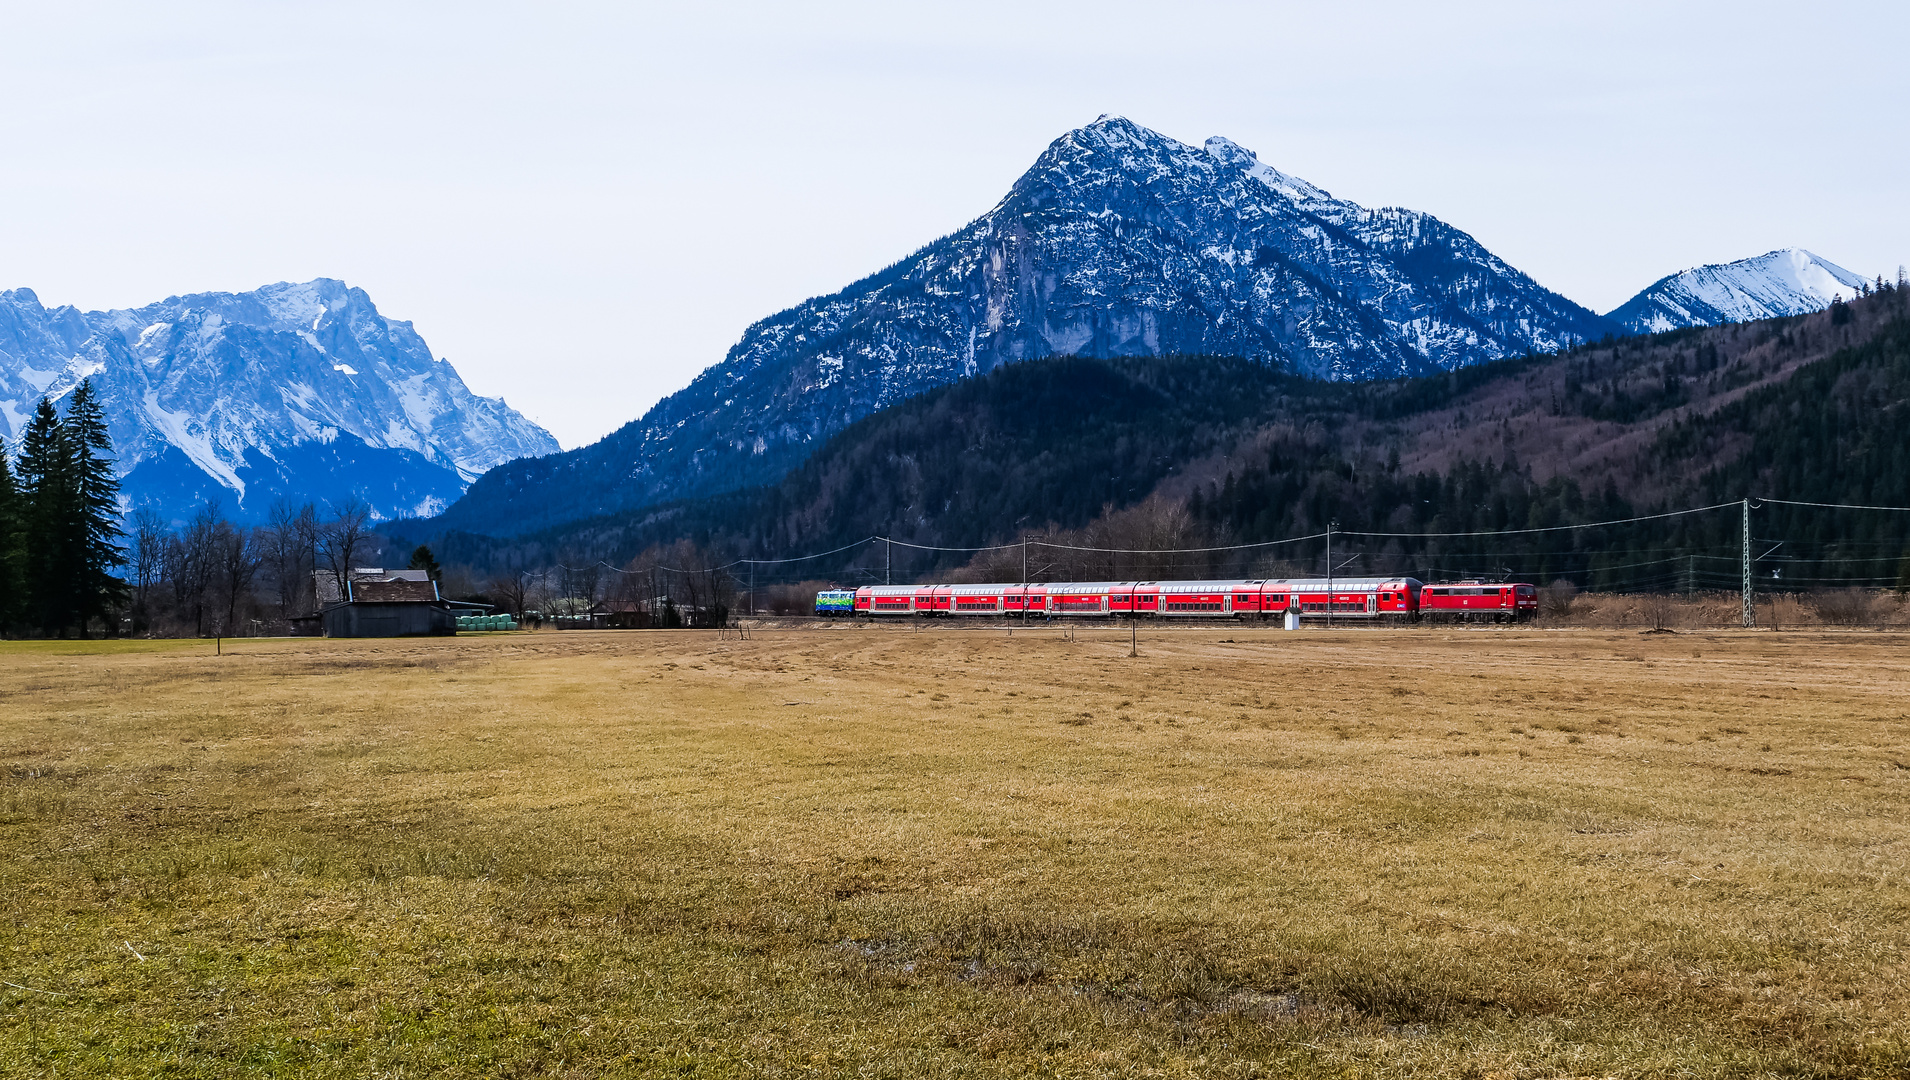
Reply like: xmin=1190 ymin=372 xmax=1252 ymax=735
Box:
xmin=813 ymin=589 xmax=857 ymax=617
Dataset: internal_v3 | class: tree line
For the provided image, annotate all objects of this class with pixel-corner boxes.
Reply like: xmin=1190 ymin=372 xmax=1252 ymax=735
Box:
xmin=0 ymin=380 xmax=416 ymax=638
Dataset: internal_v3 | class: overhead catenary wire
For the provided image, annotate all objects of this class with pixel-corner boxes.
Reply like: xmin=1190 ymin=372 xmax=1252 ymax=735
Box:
xmin=1335 ymin=500 xmax=1742 ymax=539
xmin=549 ymin=495 xmax=1907 ymax=586
xmin=1011 ymin=530 xmax=1328 ymax=555
xmin=1757 ymin=497 xmax=1910 ymax=513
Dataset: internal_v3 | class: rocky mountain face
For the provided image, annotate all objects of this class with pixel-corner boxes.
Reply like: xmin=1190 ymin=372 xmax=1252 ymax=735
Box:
xmin=1606 ymin=249 xmax=1870 ymax=334
xmin=0 ymin=279 xmax=558 ymax=523
xmin=438 ymin=116 xmax=1617 ymax=536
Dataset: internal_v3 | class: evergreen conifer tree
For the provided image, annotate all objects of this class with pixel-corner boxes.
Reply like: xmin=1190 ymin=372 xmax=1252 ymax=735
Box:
xmin=0 ymin=448 xmax=22 ymax=632
xmin=407 ymin=544 xmax=443 ymax=582
xmin=16 ymin=397 xmax=74 ymax=635
xmin=65 ymin=380 xmax=129 ymax=631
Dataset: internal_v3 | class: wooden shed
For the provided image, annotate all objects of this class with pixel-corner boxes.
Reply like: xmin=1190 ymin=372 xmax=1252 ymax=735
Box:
xmin=321 ymin=577 xmax=458 ymax=638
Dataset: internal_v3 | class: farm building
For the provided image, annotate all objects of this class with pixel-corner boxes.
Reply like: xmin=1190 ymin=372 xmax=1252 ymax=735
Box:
xmin=317 ymin=570 xmax=459 ymax=638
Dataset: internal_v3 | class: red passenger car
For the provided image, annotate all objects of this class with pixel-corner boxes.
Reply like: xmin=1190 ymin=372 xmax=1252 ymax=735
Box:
xmin=1260 ymin=578 xmax=1422 ymax=620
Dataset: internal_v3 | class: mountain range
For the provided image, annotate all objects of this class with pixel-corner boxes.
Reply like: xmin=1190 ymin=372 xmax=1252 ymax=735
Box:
xmin=432 ymin=118 xmax=1876 ymax=538
xmin=0 ymin=279 xmax=557 ymax=523
xmin=396 ymin=283 xmax=1910 ymax=590
xmin=1 ymin=118 xmax=1877 ymax=536
xmin=433 ymin=116 xmax=1624 ymax=535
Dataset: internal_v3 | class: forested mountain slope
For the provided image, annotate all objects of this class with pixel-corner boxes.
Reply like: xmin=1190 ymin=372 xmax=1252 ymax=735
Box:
xmin=396 ymin=287 xmax=1910 ymax=590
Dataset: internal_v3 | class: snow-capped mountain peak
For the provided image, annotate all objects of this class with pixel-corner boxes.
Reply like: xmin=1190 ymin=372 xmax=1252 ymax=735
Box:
xmin=434 ymin=115 xmax=1615 ymax=536
xmin=0 ymin=279 xmax=559 ymax=522
xmin=1606 ymin=248 xmax=1869 ymax=333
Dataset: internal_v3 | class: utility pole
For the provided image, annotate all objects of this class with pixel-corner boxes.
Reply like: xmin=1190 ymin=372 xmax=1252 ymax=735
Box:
xmin=1325 ymin=522 xmax=1335 ymax=629
xmin=1742 ymin=499 xmax=1755 ymax=628
xmin=1022 ymin=536 xmax=1027 ymax=583
xmin=885 ymin=538 xmax=891 ymax=587
xmin=748 ymin=562 xmax=754 ymax=617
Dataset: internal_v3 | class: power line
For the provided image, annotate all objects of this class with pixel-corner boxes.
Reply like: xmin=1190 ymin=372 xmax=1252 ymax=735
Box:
xmin=736 ymin=537 xmax=884 ymax=565
xmin=1023 ymin=531 xmax=1328 ymax=555
xmin=877 ymin=537 xmax=1023 ymax=554
xmin=548 ymin=495 xmax=1906 ymax=584
xmin=1758 ymin=497 xmax=1910 ymax=513
xmin=1337 ymin=500 xmax=1741 ymax=539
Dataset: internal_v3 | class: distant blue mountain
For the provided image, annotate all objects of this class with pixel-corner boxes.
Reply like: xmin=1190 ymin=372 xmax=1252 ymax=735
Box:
xmin=436 ymin=116 xmax=1617 ymax=536
xmin=0 ymin=279 xmax=558 ymax=523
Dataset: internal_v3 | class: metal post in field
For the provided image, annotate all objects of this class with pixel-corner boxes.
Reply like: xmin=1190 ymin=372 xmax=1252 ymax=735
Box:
xmin=886 ymin=538 xmax=891 ymax=586
xmin=1742 ymin=498 xmax=1755 ymax=628
xmin=1325 ymin=523 xmax=1334 ymax=629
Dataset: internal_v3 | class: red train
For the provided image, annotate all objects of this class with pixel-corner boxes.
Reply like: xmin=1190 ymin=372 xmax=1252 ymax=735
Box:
xmin=843 ymin=578 xmax=1537 ymax=622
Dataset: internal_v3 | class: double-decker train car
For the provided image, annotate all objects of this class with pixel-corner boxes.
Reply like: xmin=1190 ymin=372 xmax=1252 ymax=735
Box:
xmin=1416 ymin=581 xmax=1538 ymax=622
xmin=845 ymin=576 xmax=1479 ymax=621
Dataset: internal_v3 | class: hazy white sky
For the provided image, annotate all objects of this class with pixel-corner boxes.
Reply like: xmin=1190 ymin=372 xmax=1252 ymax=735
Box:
xmin=2 ymin=1 xmax=1905 ymax=448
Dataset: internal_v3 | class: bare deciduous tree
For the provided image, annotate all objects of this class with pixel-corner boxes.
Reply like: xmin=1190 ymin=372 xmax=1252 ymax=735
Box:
xmin=1539 ymin=579 xmax=1578 ymax=623
xmin=213 ymin=524 xmax=261 ymax=636
xmin=1644 ymin=592 xmax=1677 ymax=632
xmin=487 ymin=568 xmax=533 ymax=619
xmin=262 ymin=499 xmax=319 ymax=619
xmin=129 ymin=507 xmax=167 ymax=633
xmin=316 ymin=497 xmax=371 ymax=601
xmin=166 ymin=502 xmax=225 ymax=635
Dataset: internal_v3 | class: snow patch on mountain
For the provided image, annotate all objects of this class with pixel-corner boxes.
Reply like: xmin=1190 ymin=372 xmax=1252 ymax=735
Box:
xmin=1607 ymin=249 xmax=1869 ymax=333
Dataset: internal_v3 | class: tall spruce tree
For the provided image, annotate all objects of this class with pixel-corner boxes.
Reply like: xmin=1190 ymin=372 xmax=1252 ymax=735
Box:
xmin=0 ymin=448 xmax=22 ymax=633
xmin=65 ymin=380 xmax=128 ymax=631
xmin=16 ymin=397 xmax=75 ymax=635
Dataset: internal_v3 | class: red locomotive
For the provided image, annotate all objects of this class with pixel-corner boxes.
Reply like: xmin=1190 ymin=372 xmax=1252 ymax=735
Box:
xmin=843 ymin=576 xmax=1534 ymax=622
xmin=1416 ymin=581 xmax=1538 ymax=622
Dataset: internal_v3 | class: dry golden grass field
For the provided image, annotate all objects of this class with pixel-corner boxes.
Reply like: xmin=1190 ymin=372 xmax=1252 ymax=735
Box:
xmin=2 ymin=625 xmax=1907 ymax=1078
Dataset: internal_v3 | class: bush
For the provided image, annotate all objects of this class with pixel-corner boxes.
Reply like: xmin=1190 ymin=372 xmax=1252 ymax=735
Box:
xmin=1539 ymin=579 xmax=1578 ymax=621
xmin=1808 ymin=588 xmax=1880 ymax=626
xmin=762 ymin=580 xmax=839 ymax=616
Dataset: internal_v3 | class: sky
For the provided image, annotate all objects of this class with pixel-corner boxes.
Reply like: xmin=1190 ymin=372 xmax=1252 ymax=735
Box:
xmin=1 ymin=1 xmax=1906 ymax=449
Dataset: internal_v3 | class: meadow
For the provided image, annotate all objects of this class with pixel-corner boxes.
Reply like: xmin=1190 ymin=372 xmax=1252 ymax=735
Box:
xmin=1 ymin=624 xmax=1906 ymax=1078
